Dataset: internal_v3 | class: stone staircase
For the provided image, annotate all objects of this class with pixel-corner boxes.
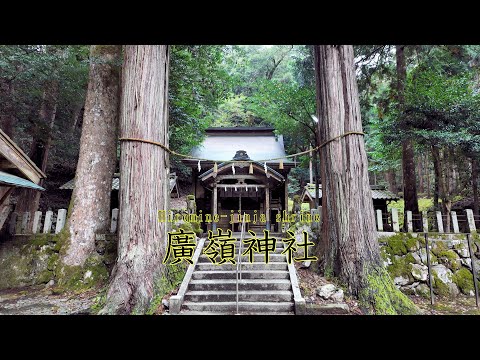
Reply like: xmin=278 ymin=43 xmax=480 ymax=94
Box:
xmin=169 ymin=233 xmax=305 ymax=315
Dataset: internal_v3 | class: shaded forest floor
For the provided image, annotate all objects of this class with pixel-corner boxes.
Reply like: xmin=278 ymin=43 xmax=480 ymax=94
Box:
xmin=0 ymin=286 xmax=97 ymax=315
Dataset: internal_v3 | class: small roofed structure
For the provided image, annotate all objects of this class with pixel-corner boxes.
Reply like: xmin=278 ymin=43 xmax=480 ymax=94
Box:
xmin=182 ymin=127 xmax=294 ymax=233
xmin=301 ymin=183 xmax=399 ymax=219
xmin=0 ymin=128 xmax=46 ymax=230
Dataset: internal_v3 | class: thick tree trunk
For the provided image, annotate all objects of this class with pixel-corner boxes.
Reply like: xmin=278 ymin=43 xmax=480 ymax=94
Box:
xmin=425 ymin=153 xmax=431 ymax=198
xmin=61 ymin=45 xmax=122 ymax=267
xmin=396 ymin=45 xmax=420 ymax=229
xmin=472 ymin=158 xmax=479 ymax=217
xmin=314 ymin=147 xmax=320 ymax=208
xmin=386 ymin=169 xmax=397 ymax=195
xmin=101 ymin=46 xmax=170 ymax=314
xmin=432 ymin=146 xmax=452 ymax=232
xmin=313 ymin=45 xmax=417 ymax=314
xmin=14 ymin=82 xmax=58 ymax=223
xmin=417 ymin=154 xmax=424 ymax=194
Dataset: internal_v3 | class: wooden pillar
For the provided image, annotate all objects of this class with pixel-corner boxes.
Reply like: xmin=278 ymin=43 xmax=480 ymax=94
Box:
xmin=391 ymin=208 xmax=400 ymax=232
xmin=266 ymin=186 xmax=270 ymax=231
xmin=451 ymin=211 xmax=460 ymax=233
xmin=406 ymin=210 xmax=413 ymax=232
xmin=466 ymin=209 xmax=477 ymax=233
xmin=376 ymin=209 xmax=383 ymax=231
xmin=212 ymin=183 xmax=217 ymax=232
xmin=436 ymin=211 xmax=444 ymax=233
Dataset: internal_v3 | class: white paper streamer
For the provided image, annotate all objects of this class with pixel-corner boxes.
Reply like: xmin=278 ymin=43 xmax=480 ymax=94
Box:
xmin=232 ymin=164 xmax=235 ymax=174
xmin=255 ymin=186 xmax=258 ymax=192
xmin=234 ymin=186 xmax=237 ymax=192
xmin=264 ymin=162 xmax=267 ymax=174
xmin=197 ymin=160 xmax=201 ymax=172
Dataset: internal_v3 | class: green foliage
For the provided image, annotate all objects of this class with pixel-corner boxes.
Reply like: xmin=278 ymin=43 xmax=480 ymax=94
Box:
xmin=359 ymin=265 xmax=419 ymax=314
xmin=452 ymin=267 xmax=475 ymax=295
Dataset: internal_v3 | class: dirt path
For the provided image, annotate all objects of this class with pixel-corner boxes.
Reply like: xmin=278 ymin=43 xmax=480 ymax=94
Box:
xmin=0 ymin=286 xmax=98 ymax=315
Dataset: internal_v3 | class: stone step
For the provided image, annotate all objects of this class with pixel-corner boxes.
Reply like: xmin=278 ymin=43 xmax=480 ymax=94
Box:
xmin=181 ymin=301 xmax=294 ymax=313
xmin=184 ymin=290 xmax=293 ymax=302
xmin=192 ymin=270 xmax=290 ymax=280
xmin=178 ymin=310 xmax=294 ymax=315
xmin=198 ymin=253 xmax=287 ymax=263
xmin=195 ymin=262 xmax=288 ymax=271
xmin=188 ymin=279 xmax=292 ymax=291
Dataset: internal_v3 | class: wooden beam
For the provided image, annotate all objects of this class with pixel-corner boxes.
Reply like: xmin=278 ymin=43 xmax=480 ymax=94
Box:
xmin=216 ymin=174 xmax=266 ymax=181
xmin=0 ymin=129 xmax=46 ymax=184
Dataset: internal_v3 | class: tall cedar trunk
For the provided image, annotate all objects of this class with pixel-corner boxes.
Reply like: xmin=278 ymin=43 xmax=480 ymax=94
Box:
xmin=472 ymin=158 xmax=479 ymax=217
xmin=61 ymin=45 xmax=121 ymax=267
xmin=314 ymin=147 xmax=320 ymax=207
xmin=417 ymin=154 xmax=424 ymax=194
xmin=432 ymin=145 xmax=440 ymax=211
xmin=101 ymin=46 xmax=169 ymax=314
xmin=432 ymin=146 xmax=452 ymax=231
xmin=14 ymin=82 xmax=58 ymax=223
xmin=397 ymin=45 xmax=420 ymax=229
xmin=313 ymin=45 xmax=417 ymax=314
xmin=386 ymin=169 xmax=397 ymax=195
xmin=426 ymin=153 xmax=431 ymax=198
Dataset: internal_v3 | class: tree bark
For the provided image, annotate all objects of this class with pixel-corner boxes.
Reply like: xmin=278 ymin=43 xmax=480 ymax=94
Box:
xmin=396 ymin=45 xmax=420 ymax=229
xmin=60 ymin=45 xmax=122 ymax=267
xmin=386 ymin=169 xmax=397 ymax=195
xmin=101 ymin=45 xmax=170 ymax=314
xmin=472 ymin=158 xmax=479 ymax=217
xmin=14 ymin=81 xmax=58 ymax=222
xmin=425 ymin=153 xmax=431 ymax=198
xmin=313 ymin=45 xmax=417 ymax=314
xmin=313 ymin=146 xmax=320 ymax=208
xmin=432 ymin=145 xmax=452 ymax=232
xmin=417 ymin=153 xmax=424 ymax=194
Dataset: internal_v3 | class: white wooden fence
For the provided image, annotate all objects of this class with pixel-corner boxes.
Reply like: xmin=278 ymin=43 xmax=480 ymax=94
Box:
xmin=9 ymin=208 xmax=119 ymax=235
xmin=376 ymin=208 xmax=478 ymax=233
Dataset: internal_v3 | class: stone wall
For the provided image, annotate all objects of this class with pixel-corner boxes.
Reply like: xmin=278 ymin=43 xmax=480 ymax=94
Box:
xmin=379 ymin=232 xmax=480 ymax=298
xmin=0 ymin=233 xmax=117 ymax=290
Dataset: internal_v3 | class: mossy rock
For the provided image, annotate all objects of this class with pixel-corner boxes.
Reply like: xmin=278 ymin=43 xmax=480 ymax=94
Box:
xmin=383 ymin=233 xmax=410 ymax=256
xmin=387 ymin=256 xmax=413 ymax=279
xmin=432 ymin=273 xmax=451 ymax=297
xmin=415 ymin=283 xmax=431 ymax=299
xmin=437 ymin=250 xmax=461 ymax=270
xmin=359 ymin=266 xmax=419 ymax=315
xmin=186 ymin=194 xmax=195 ymax=201
xmin=452 ymin=267 xmax=475 ymax=295
xmin=431 ymin=241 xmax=448 ymax=257
xmin=55 ymin=254 xmax=108 ymax=292
xmin=47 ymin=253 xmax=59 ymax=271
xmin=37 ymin=269 xmax=54 ymax=284
xmin=405 ymin=236 xmax=418 ymax=252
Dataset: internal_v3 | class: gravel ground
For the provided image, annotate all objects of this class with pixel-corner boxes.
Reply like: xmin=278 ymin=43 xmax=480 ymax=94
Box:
xmin=0 ymin=286 xmax=97 ymax=315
